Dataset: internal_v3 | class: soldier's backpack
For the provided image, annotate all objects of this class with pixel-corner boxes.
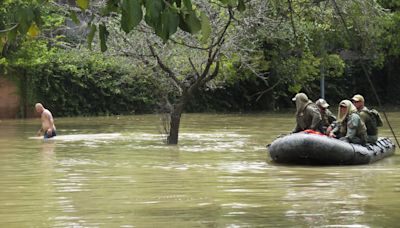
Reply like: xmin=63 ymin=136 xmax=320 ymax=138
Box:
xmin=369 ymin=109 xmax=383 ymax=127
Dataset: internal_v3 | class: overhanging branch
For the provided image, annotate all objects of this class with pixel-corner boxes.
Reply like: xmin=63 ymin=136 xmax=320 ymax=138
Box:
xmin=0 ymin=24 xmax=18 ymax=33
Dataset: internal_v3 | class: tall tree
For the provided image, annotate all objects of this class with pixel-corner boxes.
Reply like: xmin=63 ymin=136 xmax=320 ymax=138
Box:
xmin=102 ymin=1 xmax=239 ymax=144
xmin=229 ymin=0 xmax=389 ymax=106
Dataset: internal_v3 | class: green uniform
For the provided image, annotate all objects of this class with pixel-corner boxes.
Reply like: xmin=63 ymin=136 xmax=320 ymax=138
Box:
xmin=293 ymin=102 xmax=322 ymax=133
xmin=338 ymin=112 xmax=367 ymax=145
xmin=319 ymin=108 xmax=336 ymax=133
xmin=321 ymin=109 xmax=336 ymax=127
xmin=359 ymin=107 xmax=378 ymax=143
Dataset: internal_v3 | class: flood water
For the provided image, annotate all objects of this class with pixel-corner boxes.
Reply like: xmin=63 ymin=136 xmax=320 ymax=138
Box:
xmin=0 ymin=112 xmax=399 ymax=227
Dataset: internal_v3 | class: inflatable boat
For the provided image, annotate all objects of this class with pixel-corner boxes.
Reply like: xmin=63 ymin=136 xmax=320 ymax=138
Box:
xmin=267 ymin=132 xmax=396 ymax=165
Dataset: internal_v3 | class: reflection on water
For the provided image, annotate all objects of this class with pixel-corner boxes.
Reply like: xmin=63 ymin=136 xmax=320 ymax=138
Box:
xmin=0 ymin=113 xmax=399 ymax=227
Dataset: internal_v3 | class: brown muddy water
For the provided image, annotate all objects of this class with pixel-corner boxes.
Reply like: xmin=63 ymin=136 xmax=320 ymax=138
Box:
xmin=0 ymin=113 xmax=399 ymax=227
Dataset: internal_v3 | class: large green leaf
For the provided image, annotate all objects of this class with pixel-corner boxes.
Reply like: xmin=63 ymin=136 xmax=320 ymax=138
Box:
xmin=121 ymin=0 xmax=143 ymax=33
xmin=144 ymin=0 xmax=163 ymax=28
xmin=17 ymin=7 xmax=35 ymax=34
xmin=76 ymin=0 xmax=90 ymax=10
xmin=200 ymin=11 xmax=211 ymax=43
xmin=185 ymin=11 xmax=201 ymax=33
xmin=99 ymin=24 xmax=109 ymax=52
xmin=158 ymin=8 xmax=179 ymax=41
xmin=87 ymin=24 xmax=97 ymax=50
xmin=178 ymin=10 xmax=201 ymax=34
xmin=178 ymin=13 xmax=190 ymax=33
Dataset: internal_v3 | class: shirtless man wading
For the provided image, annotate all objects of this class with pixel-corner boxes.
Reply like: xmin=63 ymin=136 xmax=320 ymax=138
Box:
xmin=35 ymin=103 xmax=57 ymax=139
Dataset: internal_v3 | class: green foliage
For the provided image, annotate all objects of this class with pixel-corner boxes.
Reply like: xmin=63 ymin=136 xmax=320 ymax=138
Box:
xmin=99 ymin=23 xmax=109 ymax=52
xmin=87 ymin=24 xmax=97 ymax=50
xmin=378 ymin=0 xmax=400 ymax=11
xmin=200 ymin=11 xmax=211 ymax=43
xmin=90 ymin=0 xmax=244 ymax=46
xmin=121 ymin=0 xmax=142 ymax=33
xmin=159 ymin=7 xmax=179 ymax=41
xmin=2 ymin=41 xmax=160 ymax=116
xmin=320 ymin=54 xmax=345 ymax=78
xmin=281 ymin=52 xmax=320 ymax=93
xmin=0 ymin=1 xmax=43 ymax=49
xmin=107 ymin=0 xmax=242 ymax=43
xmin=41 ymin=53 xmax=159 ymax=116
xmin=76 ymin=0 xmax=90 ymax=10
xmin=1 ymin=0 xmax=246 ymax=54
xmin=381 ymin=11 xmax=400 ymax=57
xmin=0 ymin=1 xmax=68 ymax=58
xmin=2 ymin=0 xmax=400 ymax=116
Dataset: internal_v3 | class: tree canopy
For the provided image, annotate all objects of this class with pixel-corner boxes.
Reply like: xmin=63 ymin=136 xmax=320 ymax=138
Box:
xmin=1 ymin=0 xmax=400 ymax=124
xmin=0 ymin=0 xmax=246 ymax=54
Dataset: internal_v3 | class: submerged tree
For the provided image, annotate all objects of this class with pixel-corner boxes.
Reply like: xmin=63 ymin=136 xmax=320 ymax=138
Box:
xmin=101 ymin=1 xmax=240 ymax=144
xmin=1 ymin=0 xmax=246 ymax=144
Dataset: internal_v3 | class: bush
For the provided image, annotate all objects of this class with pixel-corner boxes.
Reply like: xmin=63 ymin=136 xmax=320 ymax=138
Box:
xmin=4 ymin=42 xmax=161 ymax=116
xmin=32 ymin=50 xmax=160 ymax=116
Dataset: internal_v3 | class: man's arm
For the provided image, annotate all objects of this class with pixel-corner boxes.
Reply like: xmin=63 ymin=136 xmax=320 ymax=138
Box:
xmin=327 ymin=109 xmax=337 ymax=123
xmin=310 ymin=106 xmax=322 ymax=130
xmin=292 ymin=123 xmax=301 ymax=133
xmin=37 ymin=128 xmax=43 ymax=136
xmin=345 ymin=114 xmax=360 ymax=139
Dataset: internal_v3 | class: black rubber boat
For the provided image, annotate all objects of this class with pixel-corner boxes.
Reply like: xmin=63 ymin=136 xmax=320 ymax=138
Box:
xmin=267 ymin=132 xmax=396 ymax=165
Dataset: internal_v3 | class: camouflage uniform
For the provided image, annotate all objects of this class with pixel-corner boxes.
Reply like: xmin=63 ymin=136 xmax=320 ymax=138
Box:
xmin=292 ymin=93 xmax=322 ymax=133
xmin=334 ymin=100 xmax=367 ymax=145
xmin=338 ymin=113 xmax=367 ymax=145
xmin=320 ymin=108 xmax=336 ymax=133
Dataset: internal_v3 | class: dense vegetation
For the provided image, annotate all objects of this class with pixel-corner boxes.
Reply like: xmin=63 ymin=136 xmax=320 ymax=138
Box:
xmin=1 ymin=0 xmax=400 ymax=118
xmin=2 ymin=40 xmax=160 ymax=117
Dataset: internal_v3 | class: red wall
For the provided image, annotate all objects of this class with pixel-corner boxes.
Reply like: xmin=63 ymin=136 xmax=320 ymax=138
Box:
xmin=0 ymin=77 xmax=20 ymax=119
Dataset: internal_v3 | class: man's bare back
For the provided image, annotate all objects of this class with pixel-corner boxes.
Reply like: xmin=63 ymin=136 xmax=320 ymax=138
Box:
xmin=35 ymin=103 xmax=57 ymax=138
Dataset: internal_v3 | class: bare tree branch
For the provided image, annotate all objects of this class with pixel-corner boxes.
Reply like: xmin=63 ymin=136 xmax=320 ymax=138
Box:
xmin=253 ymin=79 xmax=283 ymax=102
xmin=188 ymin=57 xmax=201 ymax=79
xmin=206 ymin=60 xmax=220 ymax=82
xmin=197 ymin=7 xmax=233 ymax=84
xmin=0 ymin=24 xmax=18 ymax=33
xmin=242 ymin=61 xmax=269 ymax=85
xmin=169 ymin=38 xmax=210 ymax=50
xmin=148 ymin=41 xmax=182 ymax=90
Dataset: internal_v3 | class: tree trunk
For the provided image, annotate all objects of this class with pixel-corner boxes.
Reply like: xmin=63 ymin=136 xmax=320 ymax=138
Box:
xmin=167 ymin=103 xmax=184 ymax=145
